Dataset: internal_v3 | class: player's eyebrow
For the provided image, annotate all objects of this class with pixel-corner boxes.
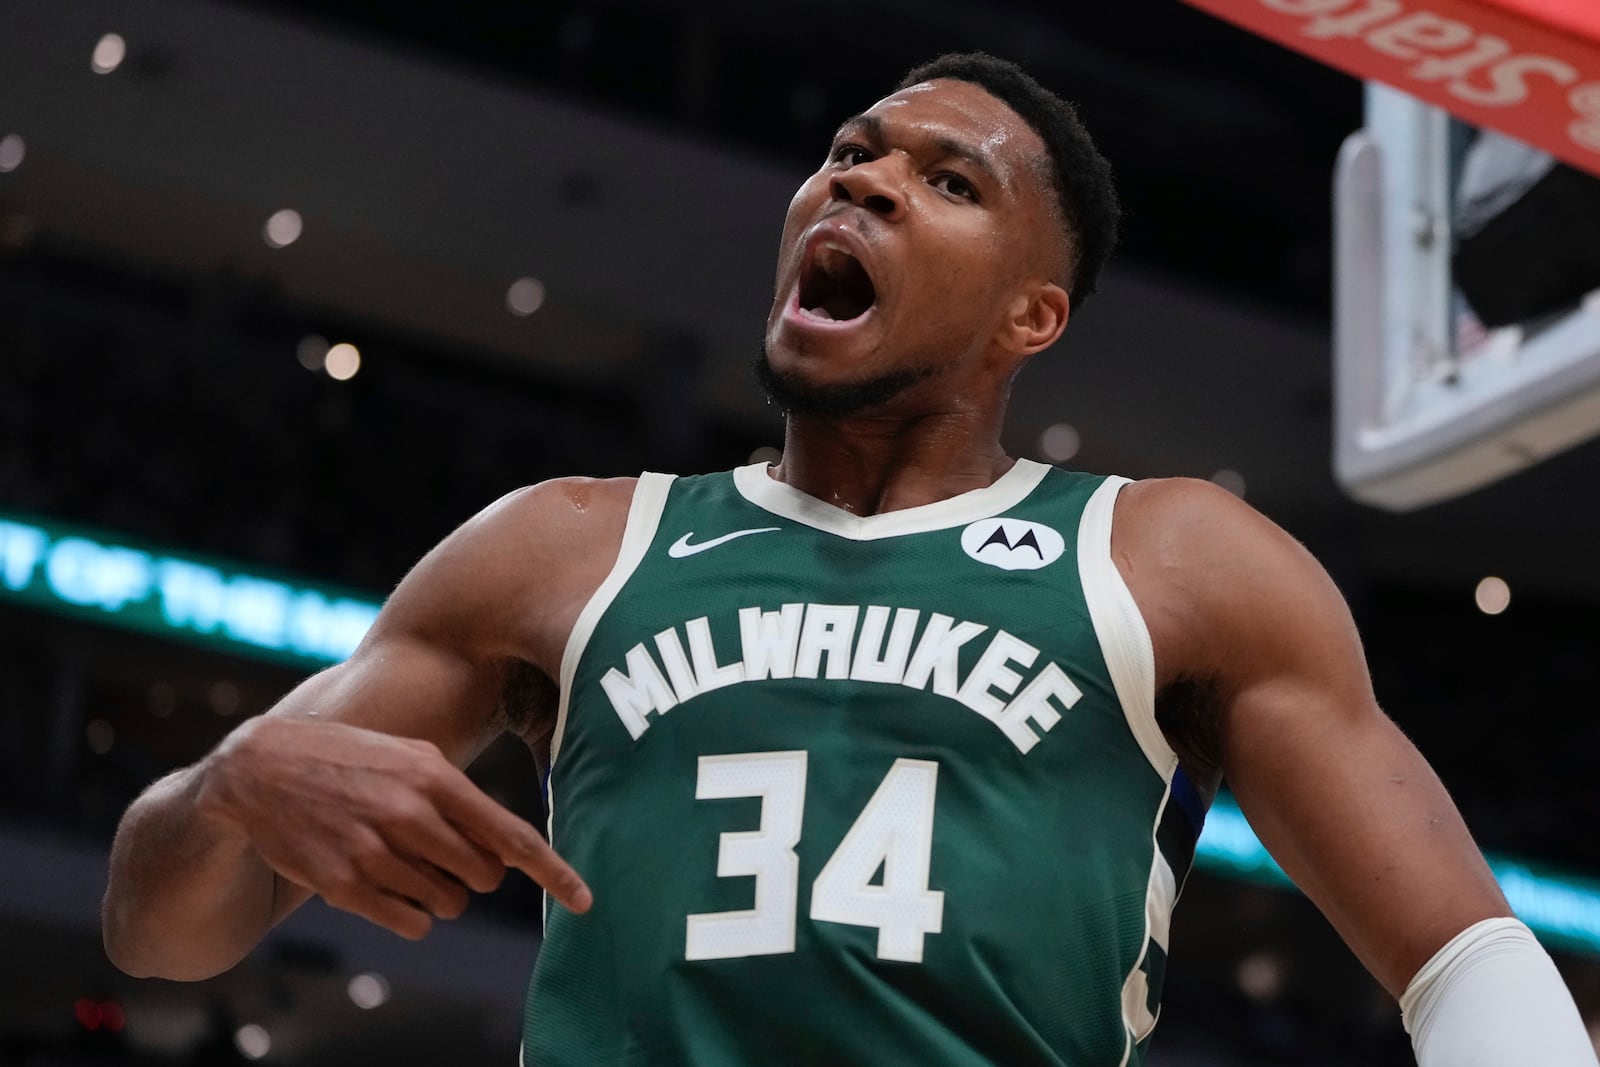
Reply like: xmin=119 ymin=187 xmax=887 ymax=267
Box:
xmin=832 ymin=113 xmax=1006 ymax=190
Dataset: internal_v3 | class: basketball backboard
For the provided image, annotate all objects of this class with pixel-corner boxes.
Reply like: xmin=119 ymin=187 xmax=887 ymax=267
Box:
xmin=1334 ymin=84 xmax=1600 ymax=510
xmin=1172 ymin=0 xmax=1600 ymax=509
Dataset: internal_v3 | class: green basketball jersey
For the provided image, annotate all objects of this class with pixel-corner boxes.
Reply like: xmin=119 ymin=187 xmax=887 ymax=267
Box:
xmin=522 ymin=460 xmax=1201 ymax=1066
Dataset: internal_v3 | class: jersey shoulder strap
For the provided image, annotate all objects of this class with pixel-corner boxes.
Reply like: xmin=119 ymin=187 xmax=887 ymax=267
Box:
xmin=550 ymin=471 xmax=676 ymax=764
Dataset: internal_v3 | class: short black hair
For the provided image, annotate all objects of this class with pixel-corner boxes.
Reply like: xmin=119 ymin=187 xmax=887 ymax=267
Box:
xmin=896 ymin=52 xmax=1120 ymax=309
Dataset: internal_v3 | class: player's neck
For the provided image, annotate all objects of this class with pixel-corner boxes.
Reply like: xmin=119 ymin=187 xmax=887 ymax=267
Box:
xmin=771 ymin=410 xmax=1015 ymax=517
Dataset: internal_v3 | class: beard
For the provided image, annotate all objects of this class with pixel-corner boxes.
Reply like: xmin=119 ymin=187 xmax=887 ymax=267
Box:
xmin=754 ymin=347 xmax=939 ymax=418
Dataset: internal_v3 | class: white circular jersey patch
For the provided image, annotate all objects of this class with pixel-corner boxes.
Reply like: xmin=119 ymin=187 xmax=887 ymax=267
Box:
xmin=959 ymin=518 xmax=1066 ymax=571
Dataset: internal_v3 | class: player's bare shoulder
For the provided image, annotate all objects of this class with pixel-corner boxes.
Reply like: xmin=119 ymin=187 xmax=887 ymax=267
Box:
xmin=1108 ymin=474 xmax=1264 ymax=583
xmin=1111 ymin=473 xmax=1374 ymax=740
xmin=1111 ymin=473 xmax=1287 ymax=562
xmin=374 ymin=476 xmax=640 ymax=677
xmin=1108 ymin=476 xmax=1342 ymax=686
xmin=467 ymin=475 xmax=639 ymax=573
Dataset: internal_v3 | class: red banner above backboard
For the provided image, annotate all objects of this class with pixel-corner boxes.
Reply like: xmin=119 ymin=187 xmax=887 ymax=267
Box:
xmin=1180 ymin=0 xmax=1600 ymax=176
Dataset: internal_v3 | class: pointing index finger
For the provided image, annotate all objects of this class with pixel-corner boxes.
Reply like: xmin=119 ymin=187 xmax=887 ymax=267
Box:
xmin=431 ymin=769 xmax=592 ymax=913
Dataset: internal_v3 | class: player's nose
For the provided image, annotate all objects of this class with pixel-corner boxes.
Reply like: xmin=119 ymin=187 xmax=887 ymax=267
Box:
xmin=828 ymin=159 xmax=906 ymax=221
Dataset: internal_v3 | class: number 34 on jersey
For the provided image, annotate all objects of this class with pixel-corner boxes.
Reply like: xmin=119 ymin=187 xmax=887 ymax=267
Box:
xmin=685 ymin=751 xmax=945 ymax=965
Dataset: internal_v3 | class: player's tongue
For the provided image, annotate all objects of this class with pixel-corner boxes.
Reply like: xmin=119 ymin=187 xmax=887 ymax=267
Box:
xmin=799 ymin=244 xmax=877 ymax=322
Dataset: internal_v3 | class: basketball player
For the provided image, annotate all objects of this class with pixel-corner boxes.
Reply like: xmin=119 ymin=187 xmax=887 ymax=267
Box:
xmin=102 ymin=54 xmax=1596 ymax=1065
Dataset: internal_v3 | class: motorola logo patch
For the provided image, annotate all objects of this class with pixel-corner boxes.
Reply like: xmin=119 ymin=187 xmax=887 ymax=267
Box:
xmin=959 ymin=518 xmax=1066 ymax=571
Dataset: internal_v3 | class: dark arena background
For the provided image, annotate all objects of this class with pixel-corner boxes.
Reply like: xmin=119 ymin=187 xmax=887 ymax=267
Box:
xmin=3 ymin=1 xmax=1600 ymax=1064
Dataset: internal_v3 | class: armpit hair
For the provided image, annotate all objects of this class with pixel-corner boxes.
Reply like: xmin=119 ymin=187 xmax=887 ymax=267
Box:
xmin=498 ymin=659 xmax=559 ymax=747
xmin=1155 ymin=672 xmax=1225 ymax=773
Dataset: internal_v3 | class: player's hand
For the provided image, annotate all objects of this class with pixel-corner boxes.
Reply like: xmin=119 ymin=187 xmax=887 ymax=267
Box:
xmin=195 ymin=716 xmax=591 ymax=940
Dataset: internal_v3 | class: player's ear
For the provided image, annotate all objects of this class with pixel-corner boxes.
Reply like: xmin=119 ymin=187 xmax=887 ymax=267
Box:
xmin=997 ymin=281 xmax=1070 ymax=356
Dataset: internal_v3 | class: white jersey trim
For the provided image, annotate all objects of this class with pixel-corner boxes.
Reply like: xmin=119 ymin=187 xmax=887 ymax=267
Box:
xmin=542 ymin=471 xmax=674 ymax=930
xmin=549 ymin=471 xmax=677 ymax=767
xmin=1078 ymin=476 xmax=1177 ymax=782
xmin=1119 ymin=786 xmax=1176 ymax=1061
xmin=733 ymin=458 xmax=1052 ymax=540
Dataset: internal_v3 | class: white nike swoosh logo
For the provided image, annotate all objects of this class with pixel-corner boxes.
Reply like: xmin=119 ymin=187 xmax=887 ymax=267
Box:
xmin=667 ymin=527 xmax=781 ymax=558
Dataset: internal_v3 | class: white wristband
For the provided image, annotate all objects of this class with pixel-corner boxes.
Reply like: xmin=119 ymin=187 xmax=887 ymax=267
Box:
xmin=1401 ymin=917 xmax=1597 ymax=1067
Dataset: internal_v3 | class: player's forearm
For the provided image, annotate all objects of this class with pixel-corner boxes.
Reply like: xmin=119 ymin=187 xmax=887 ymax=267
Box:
xmin=101 ymin=758 xmax=282 ymax=981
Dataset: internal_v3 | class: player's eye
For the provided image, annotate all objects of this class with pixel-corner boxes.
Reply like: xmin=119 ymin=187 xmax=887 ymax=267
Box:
xmin=831 ymin=144 xmax=872 ymax=167
xmin=931 ymin=173 xmax=978 ymax=202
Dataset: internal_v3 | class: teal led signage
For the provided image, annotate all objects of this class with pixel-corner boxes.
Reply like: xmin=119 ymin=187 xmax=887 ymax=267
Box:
xmin=1198 ymin=795 xmax=1600 ymax=957
xmin=0 ymin=512 xmax=380 ymax=668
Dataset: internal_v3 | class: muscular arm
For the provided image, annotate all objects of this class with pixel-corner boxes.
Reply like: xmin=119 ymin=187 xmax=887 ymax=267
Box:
xmin=1115 ymin=479 xmax=1510 ymax=996
xmin=103 ymin=477 xmax=633 ymax=980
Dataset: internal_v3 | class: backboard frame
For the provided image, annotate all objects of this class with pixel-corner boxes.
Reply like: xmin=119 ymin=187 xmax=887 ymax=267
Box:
xmin=1333 ymin=83 xmax=1600 ymax=511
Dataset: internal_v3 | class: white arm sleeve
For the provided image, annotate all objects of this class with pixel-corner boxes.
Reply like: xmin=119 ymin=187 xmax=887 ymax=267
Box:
xmin=1401 ymin=917 xmax=1597 ymax=1067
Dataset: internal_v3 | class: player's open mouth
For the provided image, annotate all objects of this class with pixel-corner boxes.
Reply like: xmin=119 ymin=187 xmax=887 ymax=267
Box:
xmin=796 ymin=239 xmax=877 ymax=324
